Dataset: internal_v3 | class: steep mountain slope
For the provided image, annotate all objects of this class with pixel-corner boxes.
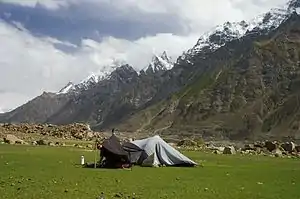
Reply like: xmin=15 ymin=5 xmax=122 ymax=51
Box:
xmin=118 ymin=12 xmax=300 ymax=141
xmin=0 ymin=92 xmax=72 ymax=123
xmin=46 ymin=52 xmax=174 ymax=129
xmin=0 ymin=51 xmax=174 ymax=128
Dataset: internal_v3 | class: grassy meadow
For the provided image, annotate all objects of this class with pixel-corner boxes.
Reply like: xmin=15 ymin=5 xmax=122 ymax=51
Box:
xmin=0 ymin=144 xmax=299 ymax=199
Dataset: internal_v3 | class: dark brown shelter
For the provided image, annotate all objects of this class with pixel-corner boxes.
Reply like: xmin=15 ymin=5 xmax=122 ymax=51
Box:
xmin=99 ymin=134 xmax=131 ymax=168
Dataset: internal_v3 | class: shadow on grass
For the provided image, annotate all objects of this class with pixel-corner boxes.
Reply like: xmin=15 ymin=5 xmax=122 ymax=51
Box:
xmin=80 ymin=162 xmax=200 ymax=170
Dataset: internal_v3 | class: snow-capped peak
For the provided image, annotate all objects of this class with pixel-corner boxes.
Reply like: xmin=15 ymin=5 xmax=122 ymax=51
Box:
xmin=57 ymin=82 xmax=75 ymax=94
xmin=142 ymin=51 xmax=174 ymax=73
xmin=79 ymin=73 xmax=101 ymax=85
xmin=178 ymin=0 xmax=297 ymax=64
xmin=287 ymin=0 xmax=300 ymax=11
xmin=56 ymin=59 xmax=127 ymax=95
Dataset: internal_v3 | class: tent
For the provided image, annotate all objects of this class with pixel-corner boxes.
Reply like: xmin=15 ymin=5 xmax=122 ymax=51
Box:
xmin=123 ymin=135 xmax=197 ymax=167
xmin=99 ymin=134 xmax=131 ymax=168
xmin=122 ymin=142 xmax=145 ymax=165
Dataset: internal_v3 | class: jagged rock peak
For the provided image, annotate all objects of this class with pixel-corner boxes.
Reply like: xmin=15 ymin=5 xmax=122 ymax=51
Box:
xmin=177 ymin=0 xmax=296 ymax=64
xmin=57 ymin=81 xmax=75 ymax=94
xmin=56 ymin=59 xmax=127 ymax=95
xmin=113 ymin=64 xmax=137 ymax=75
xmin=288 ymin=0 xmax=300 ymax=11
xmin=143 ymin=51 xmax=174 ymax=74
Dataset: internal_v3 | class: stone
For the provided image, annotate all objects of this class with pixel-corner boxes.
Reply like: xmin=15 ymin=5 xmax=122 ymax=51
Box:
xmin=86 ymin=132 xmax=94 ymax=140
xmin=214 ymin=150 xmax=222 ymax=154
xmin=3 ymin=135 xmax=25 ymax=145
xmin=254 ymin=141 xmax=264 ymax=148
xmin=37 ymin=139 xmax=47 ymax=145
xmin=265 ymin=141 xmax=277 ymax=152
xmin=114 ymin=193 xmax=122 ymax=198
xmin=177 ymin=139 xmax=197 ymax=147
xmin=55 ymin=142 xmax=61 ymax=146
xmin=0 ymin=123 xmax=100 ymax=141
xmin=207 ymin=146 xmax=225 ymax=153
xmin=281 ymin=142 xmax=295 ymax=153
xmin=48 ymin=142 xmax=55 ymax=146
xmin=273 ymin=149 xmax=283 ymax=157
xmin=223 ymin=146 xmax=236 ymax=155
xmin=244 ymin=144 xmax=255 ymax=151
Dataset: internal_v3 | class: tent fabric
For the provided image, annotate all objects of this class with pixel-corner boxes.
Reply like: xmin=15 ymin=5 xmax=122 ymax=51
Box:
xmin=102 ymin=134 xmax=128 ymax=156
xmin=122 ymin=142 xmax=144 ymax=164
xmin=100 ymin=134 xmax=130 ymax=168
xmin=126 ymin=135 xmax=197 ymax=167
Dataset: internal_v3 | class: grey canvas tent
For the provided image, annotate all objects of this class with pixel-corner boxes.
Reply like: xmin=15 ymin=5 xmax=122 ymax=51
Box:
xmin=123 ymin=135 xmax=197 ymax=167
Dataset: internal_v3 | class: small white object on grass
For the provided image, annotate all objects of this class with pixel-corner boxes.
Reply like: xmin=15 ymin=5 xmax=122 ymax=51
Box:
xmin=80 ymin=155 xmax=85 ymax=165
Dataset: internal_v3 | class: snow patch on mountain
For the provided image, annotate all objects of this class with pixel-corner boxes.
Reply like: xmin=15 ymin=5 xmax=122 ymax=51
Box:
xmin=57 ymin=59 xmax=125 ymax=95
xmin=142 ymin=51 xmax=174 ymax=73
xmin=57 ymin=82 xmax=74 ymax=94
xmin=179 ymin=0 xmax=299 ymax=63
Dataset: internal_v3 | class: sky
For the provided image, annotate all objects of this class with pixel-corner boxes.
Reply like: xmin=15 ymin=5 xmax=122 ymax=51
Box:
xmin=0 ymin=0 xmax=289 ymax=112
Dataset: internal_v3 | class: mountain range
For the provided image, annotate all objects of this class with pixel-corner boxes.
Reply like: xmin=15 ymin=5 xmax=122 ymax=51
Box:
xmin=2 ymin=0 xmax=300 ymax=141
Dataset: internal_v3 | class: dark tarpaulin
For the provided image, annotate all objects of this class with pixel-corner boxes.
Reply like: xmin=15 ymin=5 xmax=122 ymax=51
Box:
xmin=100 ymin=134 xmax=130 ymax=168
xmin=102 ymin=134 xmax=128 ymax=156
xmin=122 ymin=142 xmax=144 ymax=164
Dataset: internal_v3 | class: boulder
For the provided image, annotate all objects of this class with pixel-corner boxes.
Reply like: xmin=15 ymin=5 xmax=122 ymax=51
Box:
xmin=86 ymin=132 xmax=94 ymax=140
xmin=16 ymin=140 xmax=28 ymax=145
xmin=254 ymin=141 xmax=264 ymax=148
xmin=207 ymin=146 xmax=225 ymax=152
xmin=264 ymin=141 xmax=277 ymax=152
xmin=3 ymin=134 xmax=25 ymax=144
xmin=281 ymin=142 xmax=295 ymax=153
xmin=177 ymin=139 xmax=197 ymax=147
xmin=223 ymin=146 xmax=236 ymax=155
xmin=273 ymin=148 xmax=283 ymax=157
xmin=31 ymin=141 xmax=38 ymax=145
xmin=243 ymin=144 xmax=255 ymax=151
xmin=36 ymin=139 xmax=47 ymax=145
xmin=48 ymin=142 xmax=55 ymax=146
xmin=213 ymin=150 xmax=222 ymax=155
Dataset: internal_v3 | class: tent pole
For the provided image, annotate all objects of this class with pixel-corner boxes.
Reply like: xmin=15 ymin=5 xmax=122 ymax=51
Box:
xmin=94 ymin=140 xmax=97 ymax=169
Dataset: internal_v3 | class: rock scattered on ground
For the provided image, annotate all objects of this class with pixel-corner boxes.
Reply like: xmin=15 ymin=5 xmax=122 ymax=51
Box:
xmin=3 ymin=134 xmax=27 ymax=145
xmin=0 ymin=123 xmax=102 ymax=141
xmin=205 ymin=140 xmax=300 ymax=159
xmin=223 ymin=146 xmax=236 ymax=155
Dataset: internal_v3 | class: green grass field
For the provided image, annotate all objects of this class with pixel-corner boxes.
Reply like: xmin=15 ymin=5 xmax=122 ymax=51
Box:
xmin=0 ymin=144 xmax=299 ymax=199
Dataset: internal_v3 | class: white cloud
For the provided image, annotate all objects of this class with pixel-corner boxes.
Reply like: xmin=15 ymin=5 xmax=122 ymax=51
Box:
xmin=0 ymin=0 xmax=68 ymax=9
xmin=0 ymin=0 xmax=290 ymax=112
xmin=1 ymin=0 xmax=288 ymax=32
xmin=0 ymin=20 xmax=198 ymax=111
